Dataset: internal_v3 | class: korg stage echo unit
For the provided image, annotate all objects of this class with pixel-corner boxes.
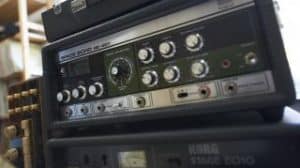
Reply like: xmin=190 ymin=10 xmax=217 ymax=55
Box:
xmin=42 ymin=0 xmax=295 ymax=129
xmin=46 ymin=120 xmax=300 ymax=168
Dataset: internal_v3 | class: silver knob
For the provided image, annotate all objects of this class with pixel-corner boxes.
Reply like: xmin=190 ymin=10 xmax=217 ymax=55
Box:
xmin=72 ymin=85 xmax=87 ymax=100
xmin=163 ymin=66 xmax=180 ymax=83
xmin=111 ymin=66 xmax=119 ymax=76
xmin=159 ymin=41 xmax=176 ymax=58
xmin=57 ymin=90 xmax=71 ymax=103
xmin=138 ymin=48 xmax=155 ymax=64
xmin=185 ymin=33 xmax=204 ymax=51
xmin=142 ymin=71 xmax=159 ymax=87
xmin=88 ymin=82 xmax=104 ymax=97
xmin=191 ymin=60 xmax=209 ymax=78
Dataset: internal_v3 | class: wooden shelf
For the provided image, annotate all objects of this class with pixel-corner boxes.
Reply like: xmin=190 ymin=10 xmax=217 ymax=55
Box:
xmin=0 ymin=0 xmax=47 ymax=25
xmin=14 ymin=21 xmax=46 ymax=44
xmin=14 ymin=32 xmax=46 ymax=44
xmin=1 ymin=71 xmax=23 ymax=82
xmin=28 ymin=22 xmax=44 ymax=33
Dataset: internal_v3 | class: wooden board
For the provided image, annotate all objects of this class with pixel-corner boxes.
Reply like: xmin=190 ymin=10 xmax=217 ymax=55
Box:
xmin=13 ymin=32 xmax=46 ymax=44
xmin=0 ymin=0 xmax=47 ymax=25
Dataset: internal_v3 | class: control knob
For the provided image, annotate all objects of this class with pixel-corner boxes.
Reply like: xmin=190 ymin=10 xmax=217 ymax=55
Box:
xmin=56 ymin=90 xmax=71 ymax=103
xmin=185 ymin=33 xmax=204 ymax=51
xmin=72 ymin=85 xmax=87 ymax=100
xmin=191 ymin=60 xmax=209 ymax=78
xmin=163 ymin=66 xmax=180 ymax=83
xmin=142 ymin=71 xmax=159 ymax=87
xmin=138 ymin=48 xmax=155 ymax=64
xmin=88 ymin=82 xmax=104 ymax=97
xmin=159 ymin=41 xmax=176 ymax=58
xmin=109 ymin=58 xmax=132 ymax=87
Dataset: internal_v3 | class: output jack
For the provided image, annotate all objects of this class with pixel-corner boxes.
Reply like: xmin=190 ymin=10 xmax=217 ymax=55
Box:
xmin=245 ymin=52 xmax=258 ymax=65
xmin=79 ymin=105 xmax=89 ymax=115
xmin=136 ymin=97 xmax=146 ymax=108
xmin=95 ymin=104 xmax=105 ymax=113
xmin=64 ymin=108 xmax=73 ymax=118
xmin=224 ymin=82 xmax=238 ymax=95
xmin=199 ymin=85 xmax=211 ymax=99
xmin=222 ymin=59 xmax=232 ymax=69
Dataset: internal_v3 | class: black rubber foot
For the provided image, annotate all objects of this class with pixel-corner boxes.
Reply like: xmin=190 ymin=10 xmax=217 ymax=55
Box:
xmin=260 ymin=107 xmax=284 ymax=122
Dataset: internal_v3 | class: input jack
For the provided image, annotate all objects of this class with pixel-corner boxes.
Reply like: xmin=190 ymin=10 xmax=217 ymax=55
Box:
xmin=64 ymin=108 xmax=73 ymax=118
xmin=96 ymin=104 xmax=106 ymax=113
xmin=199 ymin=86 xmax=211 ymax=99
xmin=177 ymin=92 xmax=189 ymax=99
xmin=224 ymin=82 xmax=238 ymax=95
xmin=79 ymin=105 xmax=89 ymax=115
xmin=222 ymin=59 xmax=232 ymax=69
xmin=136 ymin=97 xmax=146 ymax=108
xmin=245 ymin=52 xmax=258 ymax=65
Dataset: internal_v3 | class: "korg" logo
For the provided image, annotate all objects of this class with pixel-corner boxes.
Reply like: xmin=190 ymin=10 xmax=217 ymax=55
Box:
xmin=189 ymin=144 xmax=220 ymax=155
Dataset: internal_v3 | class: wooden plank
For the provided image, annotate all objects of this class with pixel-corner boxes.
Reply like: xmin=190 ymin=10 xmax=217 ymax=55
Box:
xmin=18 ymin=0 xmax=30 ymax=80
xmin=13 ymin=32 xmax=46 ymax=44
xmin=16 ymin=22 xmax=45 ymax=33
xmin=28 ymin=22 xmax=44 ymax=33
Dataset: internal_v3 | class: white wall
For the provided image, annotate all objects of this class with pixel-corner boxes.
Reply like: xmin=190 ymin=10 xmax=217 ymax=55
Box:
xmin=0 ymin=40 xmax=42 ymax=78
xmin=277 ymin=0 xmax=300 ymax=99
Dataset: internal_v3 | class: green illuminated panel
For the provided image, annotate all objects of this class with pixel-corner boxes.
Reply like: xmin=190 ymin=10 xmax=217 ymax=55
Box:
xmin=104 ymin=45 xmax=139 ymax=97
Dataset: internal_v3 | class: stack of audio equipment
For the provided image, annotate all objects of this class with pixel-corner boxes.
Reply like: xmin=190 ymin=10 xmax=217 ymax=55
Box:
xmin=42 ymin=0 xmax=295 ymax=127
xmin=41 ymin=0 xmax=298 ymax=167
xmin=3 ymin=78 xmax=44 ymax=168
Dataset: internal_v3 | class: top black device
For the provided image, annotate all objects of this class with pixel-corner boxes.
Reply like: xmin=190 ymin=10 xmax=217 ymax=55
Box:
xmin=42 ymin=0 xmax=295 ymax=130
xmin=42 ymin=0 xmax=161 ymax=42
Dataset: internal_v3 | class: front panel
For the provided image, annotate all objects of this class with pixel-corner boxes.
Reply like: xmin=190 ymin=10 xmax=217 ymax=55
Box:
xmin=57 ymin=140 xmax=300 ymax=168
xmin=49 ymin=127 xmax=300 ymax=168
xmin=42 ymin=0 xmax=295 ymax=127
xmin=55 ymin=1 xmax=273 ymax=120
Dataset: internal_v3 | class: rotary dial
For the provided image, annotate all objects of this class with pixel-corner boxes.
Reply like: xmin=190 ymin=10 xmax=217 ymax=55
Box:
xmin=109 ymin=58 xmax=133 ymax=88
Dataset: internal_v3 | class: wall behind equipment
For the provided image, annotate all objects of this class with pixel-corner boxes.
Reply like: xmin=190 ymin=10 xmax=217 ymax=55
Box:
xmin=0 ymin=39 xmax=42 ymax=117
xmin=277 ymin=0 xmax=300 ymax=99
